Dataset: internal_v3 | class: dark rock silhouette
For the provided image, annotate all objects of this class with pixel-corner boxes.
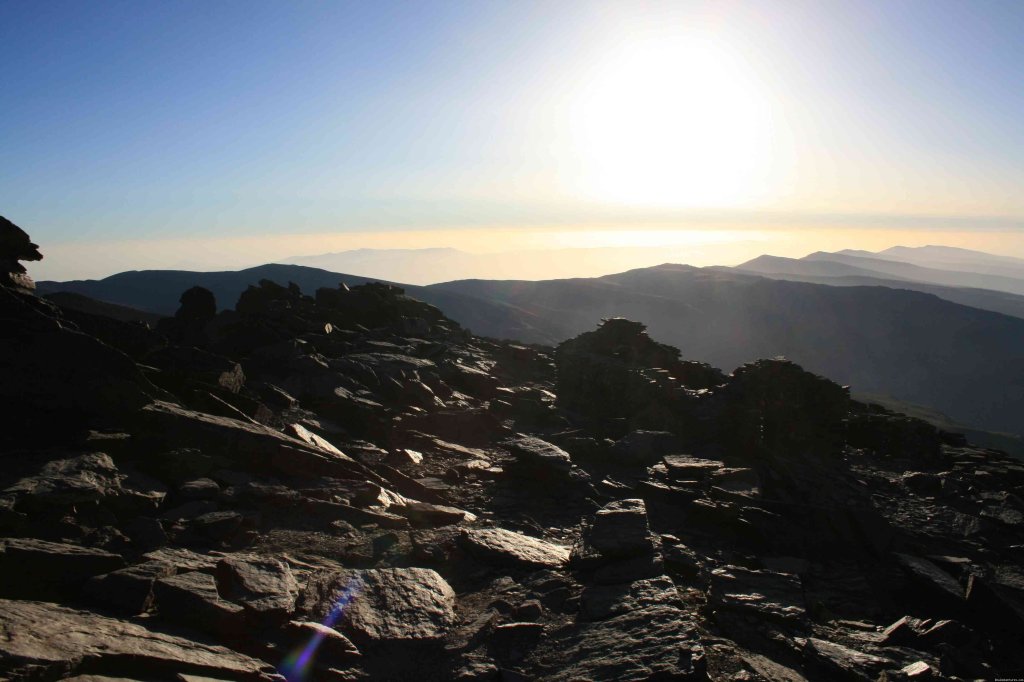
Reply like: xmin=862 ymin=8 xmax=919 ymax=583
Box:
xmin=2 ymin=224 xmax=1023 ymax=680
xmin=176 ymin=285 xmax=217 ymax=320
xmin=0 ymin=215 xmax=43 ymax=291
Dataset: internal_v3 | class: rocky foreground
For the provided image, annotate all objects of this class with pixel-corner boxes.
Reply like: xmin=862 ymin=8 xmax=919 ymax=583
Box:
xmin=1 ymin=219 xmax=1023 ymax=681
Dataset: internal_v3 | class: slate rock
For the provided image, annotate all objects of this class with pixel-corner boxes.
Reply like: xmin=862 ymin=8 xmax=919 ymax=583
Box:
xmin=709 ymin=565 xmax=807 ymax=626
xmin=4 ymin=452 xmax=166 ymax=515
xmin=84 ymin=560 xmax=177 ymax=615
xmin=894 ymin=553 xmax=966 ymax=613
xmin=153 ymin=571 xmax=246 ymax=636
xmin=804 ymin=638 xmax=894 ymax=682
xmin=215 ymin=555 xmax=298 ymax=623
xmin=179 ymin=478 xmax=221 ymax=500
xmin=662 ymin=454 xmax=724 ymax=481
xmin=462 ymin=528 xmax=570 ymax=570
xmin=0 ymin=599 xmax=275 ymax=680
xmin=191 ymin=511 xmax=244 ymax=541
xmin=585 ymin=498 xmax=656 ymax=560
xmin=501 ymin=435 xmax=572 ymax=476
xmin=0 ymin=537 xmax=124 ymax=599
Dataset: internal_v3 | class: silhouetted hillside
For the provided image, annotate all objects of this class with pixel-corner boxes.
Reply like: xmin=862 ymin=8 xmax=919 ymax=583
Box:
xmin=801 ymin=251 xmax=1024 ymax=295
xmin=37 ymin=263 xmax=539 ymax=341
xmin=43 ymin=291 xmax=166 ymax=324
xmin=844 ymin=245 xmax=1024 ymax=279
xmin=729 ymin=255 xmax=1024 ymax=319
xmin=428 ymin=264 xmax=1024 ymax=437
xmin=39 ymin=261 xmax=1024 ymax=438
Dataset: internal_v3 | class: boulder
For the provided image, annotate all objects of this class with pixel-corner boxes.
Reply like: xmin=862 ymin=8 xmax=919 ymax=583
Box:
xmin=462 ymin=527 xmax=570 ymax=570
xmin=4 ymin=452 xmax=166 ymax=516
xmin=722 ymin=358 xmax=850 ymax=455
xmin=298 ymin=567 xmax=457 ymax=646
xmin=176 ymin=286 xmax=217 ymax=320
xmin=583 ymin=499 xmax=656 ymax=560
xmin=502 ymin=435 xmax=572 ymax=477
xmin=215 ymin=556 xmax=298 ymax=623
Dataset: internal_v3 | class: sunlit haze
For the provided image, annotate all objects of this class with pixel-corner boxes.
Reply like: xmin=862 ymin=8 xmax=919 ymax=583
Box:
xmin=3 ymin=1 xmax=1023 ymax=281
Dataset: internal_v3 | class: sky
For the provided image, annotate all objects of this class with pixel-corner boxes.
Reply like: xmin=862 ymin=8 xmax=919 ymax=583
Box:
xmin=3 ymin=0 xmax=1024 ymax=280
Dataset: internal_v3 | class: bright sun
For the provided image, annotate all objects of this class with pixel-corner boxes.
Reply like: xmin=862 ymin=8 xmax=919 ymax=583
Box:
xmin=571 ymin=33 xmax=773 ymax=208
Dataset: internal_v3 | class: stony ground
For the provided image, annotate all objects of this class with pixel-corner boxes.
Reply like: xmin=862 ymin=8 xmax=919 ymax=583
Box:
xmin=1 ymin=221 xmax=1023 ymax=681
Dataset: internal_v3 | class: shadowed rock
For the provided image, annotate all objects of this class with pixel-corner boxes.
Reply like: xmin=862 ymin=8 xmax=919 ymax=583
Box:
xmin=0 ymin=216 xmax=43 ymax=291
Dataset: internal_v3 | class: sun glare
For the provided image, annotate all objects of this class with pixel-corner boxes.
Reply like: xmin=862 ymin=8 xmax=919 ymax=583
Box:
xmin=571 ymin=32 xmax=774 ymax=209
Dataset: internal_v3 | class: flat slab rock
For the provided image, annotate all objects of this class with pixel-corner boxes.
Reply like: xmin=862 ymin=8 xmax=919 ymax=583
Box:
xmin=0 ymin=599 xmax=275 ymax=680
xmin=298 ymin=567 xmax=456 ymax=645
xmin=804 ymin=637 xmax=895 ymax=680
xmin=0 ymin=538 xmax=125 ymax=598
xmin=502 ymin=435 xmax=572 ymax=473
xmin=462 ymin=527 xmax=570 ymax=569
xmin=663 ymin=454 xmax=724 ymax=480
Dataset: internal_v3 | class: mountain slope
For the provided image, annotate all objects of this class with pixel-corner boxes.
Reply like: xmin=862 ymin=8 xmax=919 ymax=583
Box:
xmin=737 ymin=254 xmax=917 ymax=281
xmin=802 ymin=251 xmax=1024 ymax=295
xmin=730 ymin=255 xmax=1024 ymax=319
xmin=428 ymin=264 xmax=1024 ymax=437
xmin=37 ymin=263 xmax=543 ymax=341
xmin=843 ymin=244 xmax=1024 ymax=279
xmin=39 ymin=260 xmax=1024 ymax=437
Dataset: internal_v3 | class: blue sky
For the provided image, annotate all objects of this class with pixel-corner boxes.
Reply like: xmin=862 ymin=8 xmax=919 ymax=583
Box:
xmin=2 ymin=1 xmax=1023 ymax=277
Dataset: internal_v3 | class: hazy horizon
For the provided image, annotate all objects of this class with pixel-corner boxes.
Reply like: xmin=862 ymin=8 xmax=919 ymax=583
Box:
xmin=4 ymin=1 xmax=1024 ymax=280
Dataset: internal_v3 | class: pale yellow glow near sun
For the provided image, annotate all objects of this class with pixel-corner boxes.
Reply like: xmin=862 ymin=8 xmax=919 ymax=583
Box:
xmin=572 ymin=33 xmax=774 ymax=209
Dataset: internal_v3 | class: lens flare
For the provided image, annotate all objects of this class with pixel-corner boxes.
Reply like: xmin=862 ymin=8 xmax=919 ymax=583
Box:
xmin=279 ymin=577 xmax=362 ymax=681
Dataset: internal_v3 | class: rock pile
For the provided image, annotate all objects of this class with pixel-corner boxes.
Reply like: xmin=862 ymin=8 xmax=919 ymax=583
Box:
xmin=0 ymin=223 xmax=1021 ymax=680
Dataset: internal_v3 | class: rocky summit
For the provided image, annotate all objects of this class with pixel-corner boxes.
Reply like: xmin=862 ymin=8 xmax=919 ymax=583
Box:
xmin=0 ymin=219 xmax=1022 ymax=682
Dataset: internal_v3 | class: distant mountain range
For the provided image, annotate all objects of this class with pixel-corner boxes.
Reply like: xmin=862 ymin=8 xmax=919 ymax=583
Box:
xmin=279 ymin=242 xmax=774 ymax=284
xmin=37 ymin=245 xmax=1024 ymax=440
xmin=729 ymin=255 xmax=1024 ymax=320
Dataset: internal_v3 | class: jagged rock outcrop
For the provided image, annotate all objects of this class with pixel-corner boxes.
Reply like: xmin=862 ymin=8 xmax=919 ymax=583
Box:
xmin=0 ymin=215 xmax=43 ymax=292
xmin=1 ymin=223 xmax=1021 ymax=681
